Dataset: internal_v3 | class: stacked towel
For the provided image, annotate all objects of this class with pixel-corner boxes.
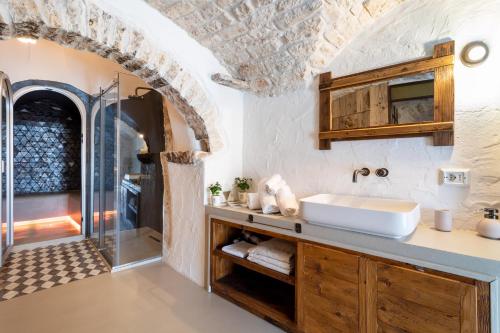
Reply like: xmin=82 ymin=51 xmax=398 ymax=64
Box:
xmin=258 ymin=178 xmax=279 ymax=214
xmin=247 ymin=238 xmax=296 ymax=275
xmin=221 ymin=241 xmax=255 ymax=258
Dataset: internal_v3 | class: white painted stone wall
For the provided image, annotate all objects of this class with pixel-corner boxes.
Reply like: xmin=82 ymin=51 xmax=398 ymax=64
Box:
xmin=164 ymin=161 xmax=207 ymax=286
xmin=243 ymin=0 xmax=500 ymax=230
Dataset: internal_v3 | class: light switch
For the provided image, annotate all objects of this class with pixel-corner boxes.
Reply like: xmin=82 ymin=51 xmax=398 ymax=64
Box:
xmin=439 ymin=168 xmax=470 ymax=186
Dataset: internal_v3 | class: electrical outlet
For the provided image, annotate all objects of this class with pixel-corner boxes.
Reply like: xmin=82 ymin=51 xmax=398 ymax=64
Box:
xmin=439 ymin=168 xmax=470 ymax=186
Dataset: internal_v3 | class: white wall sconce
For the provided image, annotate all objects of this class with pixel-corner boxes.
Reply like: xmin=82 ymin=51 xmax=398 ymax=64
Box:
xmin=461 ymin=41 xmax=489 ymax=67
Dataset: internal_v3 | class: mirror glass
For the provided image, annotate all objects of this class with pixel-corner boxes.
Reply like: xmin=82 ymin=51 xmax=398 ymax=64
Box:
xmin=330 ymin=72 xmax=434 ymax=130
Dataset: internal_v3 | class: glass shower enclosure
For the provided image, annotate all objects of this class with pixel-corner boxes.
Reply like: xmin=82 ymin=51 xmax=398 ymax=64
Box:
xmin=90 ymin=73 xmax=163 ymax=269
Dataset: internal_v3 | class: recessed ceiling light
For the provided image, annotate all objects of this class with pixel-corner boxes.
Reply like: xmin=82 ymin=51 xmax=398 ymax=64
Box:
xmin=16 ymin=36 xmax=38 ymax=44
xmin=461 ymin=41 xmax=489 ymax=67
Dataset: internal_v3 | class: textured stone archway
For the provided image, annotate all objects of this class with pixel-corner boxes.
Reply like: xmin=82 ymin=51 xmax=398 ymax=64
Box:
xmin=0 ymin=0 xmax=223 ymax=154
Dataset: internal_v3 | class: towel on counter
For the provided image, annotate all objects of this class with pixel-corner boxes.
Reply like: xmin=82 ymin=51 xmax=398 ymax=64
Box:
xmin=221 ymin=241 xmax=255 ymax=258
xmin=264 ymin=174 xmax=285 ymax=195
xmin=248 ymin=238 xmax=296 ymax=263
xmin=276 ymin=185 xmax=299 ymax=217
xmin=247 ymin=256 xmax=292 ymax=275
xmin=258 ymin=178 xmax=279 ymax=214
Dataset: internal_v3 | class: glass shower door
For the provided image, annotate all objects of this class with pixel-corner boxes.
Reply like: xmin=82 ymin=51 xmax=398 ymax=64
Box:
xmin=0 ymin=72 xmax=13 ymax=267
xmin=91 ymin=81 xmax=120 ymax=265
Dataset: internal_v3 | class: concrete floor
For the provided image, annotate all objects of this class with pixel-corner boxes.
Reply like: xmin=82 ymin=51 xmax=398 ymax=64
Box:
xmin=0 ymin=262 xmax=283 ymax=333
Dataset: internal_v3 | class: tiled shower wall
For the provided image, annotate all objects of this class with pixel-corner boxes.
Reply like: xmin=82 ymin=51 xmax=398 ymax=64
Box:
xmin=13 ymin=97 xmax=81 ymax=194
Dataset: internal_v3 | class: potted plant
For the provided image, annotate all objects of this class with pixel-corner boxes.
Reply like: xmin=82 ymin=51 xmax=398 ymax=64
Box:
xmin=208 ymin=182 xmax=224 ymax=206
xmin=234 ymin=177 xmax=252 ymax=204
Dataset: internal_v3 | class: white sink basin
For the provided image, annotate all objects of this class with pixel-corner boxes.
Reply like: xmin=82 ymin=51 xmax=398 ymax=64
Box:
xmin=299 ymin=194 xmax=420 ymax=238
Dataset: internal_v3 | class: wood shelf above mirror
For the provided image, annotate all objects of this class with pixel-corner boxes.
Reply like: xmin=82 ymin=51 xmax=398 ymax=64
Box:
xmin=318 ymin=41 xmax=455 ymax=149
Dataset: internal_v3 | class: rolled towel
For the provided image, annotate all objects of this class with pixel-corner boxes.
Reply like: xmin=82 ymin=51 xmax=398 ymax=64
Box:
xmin=258 ymin=178 xmax=279 ymax=214
xmin=261 ymin=194 xmax=279 ymax=214
xmin=246 ymin=192 xmax=262 ymax=210
xmin=264 ymin=174 xmax=285 ymax=195
xmin=276 ymin=185 xmax=299 ymax=216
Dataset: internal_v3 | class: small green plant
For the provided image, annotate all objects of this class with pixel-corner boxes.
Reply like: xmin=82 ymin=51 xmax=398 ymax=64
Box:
xmin=234 ymin=177 xmax=252 ymax=192
xmin=208 ymin=182 xmax=222 ymax=196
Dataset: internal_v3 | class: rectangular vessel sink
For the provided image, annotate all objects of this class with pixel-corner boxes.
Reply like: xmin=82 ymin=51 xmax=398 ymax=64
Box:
xmin=299 ymin=194 xmax=420 ymax=238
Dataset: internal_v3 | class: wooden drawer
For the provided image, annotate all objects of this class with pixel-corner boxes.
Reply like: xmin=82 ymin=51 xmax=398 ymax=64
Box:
xmin=298 ymin=243 xmax=362 ymax=332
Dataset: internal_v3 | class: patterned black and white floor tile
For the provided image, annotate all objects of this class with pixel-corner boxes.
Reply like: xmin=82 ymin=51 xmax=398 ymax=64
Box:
xmin=0 ymin=240 xmax=109 ymax=301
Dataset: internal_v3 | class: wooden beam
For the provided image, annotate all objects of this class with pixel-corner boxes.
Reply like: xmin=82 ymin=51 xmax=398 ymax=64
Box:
xmin=319 ymin=121 xmax=453 ymax=141
xmin=433 ymin=41 xmax=455 ymax=145
xmin=319 ymin=55 xmax=454 ymax=91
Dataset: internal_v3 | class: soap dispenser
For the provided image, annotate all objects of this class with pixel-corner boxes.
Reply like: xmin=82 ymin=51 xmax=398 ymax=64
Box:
xmin=477 ymin=208 xmax=500 ymax=239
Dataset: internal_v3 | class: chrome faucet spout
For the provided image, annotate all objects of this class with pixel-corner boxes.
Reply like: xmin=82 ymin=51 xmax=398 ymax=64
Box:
xmin=352 ymin=168 xmax=370 ymax=183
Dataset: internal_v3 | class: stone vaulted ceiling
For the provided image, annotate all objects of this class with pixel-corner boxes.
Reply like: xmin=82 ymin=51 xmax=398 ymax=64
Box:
xmin=145 ymin=0 xmax=405 ymax=96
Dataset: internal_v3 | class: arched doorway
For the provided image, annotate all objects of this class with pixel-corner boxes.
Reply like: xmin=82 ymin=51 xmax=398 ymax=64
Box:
xmin=12 ymin=87 xmax=86 ymax=245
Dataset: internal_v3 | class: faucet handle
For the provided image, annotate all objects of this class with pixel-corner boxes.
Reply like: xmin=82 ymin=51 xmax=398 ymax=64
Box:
xmin=375 ymin=168 xmax=389 ymax=177
xmin=359 ymin=168 xmax=370 ymax=176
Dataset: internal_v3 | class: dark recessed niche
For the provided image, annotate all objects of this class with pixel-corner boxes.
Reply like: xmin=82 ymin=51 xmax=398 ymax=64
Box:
xmin=13 ymin=90 xmax=81 ymax=195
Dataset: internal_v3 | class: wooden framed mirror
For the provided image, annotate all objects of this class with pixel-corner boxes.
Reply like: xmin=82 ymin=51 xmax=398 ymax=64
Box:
xmin=318 ymin=41 xmax=455 ymax=150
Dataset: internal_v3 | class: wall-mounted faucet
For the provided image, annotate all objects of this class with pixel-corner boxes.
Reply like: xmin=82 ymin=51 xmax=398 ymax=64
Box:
xmin=352 ymin=168 xmax=370 ymax=183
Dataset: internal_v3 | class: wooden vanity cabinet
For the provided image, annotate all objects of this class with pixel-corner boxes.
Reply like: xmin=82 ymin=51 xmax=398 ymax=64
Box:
xmin=296 ymin=243 xmax=490 ymax=333
xmin=208 ymin=218 xmax=490 ymax=333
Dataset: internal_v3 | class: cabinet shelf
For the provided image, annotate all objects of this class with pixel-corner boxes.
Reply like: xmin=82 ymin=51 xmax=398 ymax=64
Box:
xmin=212 ymin=267 xmax=295 ymax=331
xmin=213 ymin=248 xmax=295 ymax=285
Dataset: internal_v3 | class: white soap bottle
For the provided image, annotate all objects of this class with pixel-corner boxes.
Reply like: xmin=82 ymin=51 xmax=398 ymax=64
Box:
xmin=477 ymin=208 xmax=500 ymax=239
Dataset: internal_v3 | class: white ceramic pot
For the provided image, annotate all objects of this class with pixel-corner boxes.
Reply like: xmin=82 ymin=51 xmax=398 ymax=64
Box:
xmin=238 ymin=192 xmax=248 ymax=204
xmin=211 ymin=194 xmax=224 ymax=207
xmin=434 ymin=209 xmax=452 ymax=232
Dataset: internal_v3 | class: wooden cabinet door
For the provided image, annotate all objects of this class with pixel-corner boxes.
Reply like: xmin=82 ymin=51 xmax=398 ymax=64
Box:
xmin=366 ymin=261 xmax=484 ymax=333
xmin=297 ymin=243 xmax=363 ymax=332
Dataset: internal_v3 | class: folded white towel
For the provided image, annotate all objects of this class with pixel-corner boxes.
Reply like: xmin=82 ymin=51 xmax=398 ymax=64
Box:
xmin=264 ymin=174 xmax=285 ymax=195
xmin=221 ymin=241 xmax=255 ymax=258
xmin=248 ymin=238 xmax=296 ymax=263
xmin=276 ymin=185 xmax=299 ymax=217
xmin=258 ymin=178 xmax=279 ymax=214
xmin=248 ymin=253 xmax=294 ymax=270
xmin=247 ymin=256 xmax=292 ymax=275
xmin=246 ymin=192 xmax=262 ymax=210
